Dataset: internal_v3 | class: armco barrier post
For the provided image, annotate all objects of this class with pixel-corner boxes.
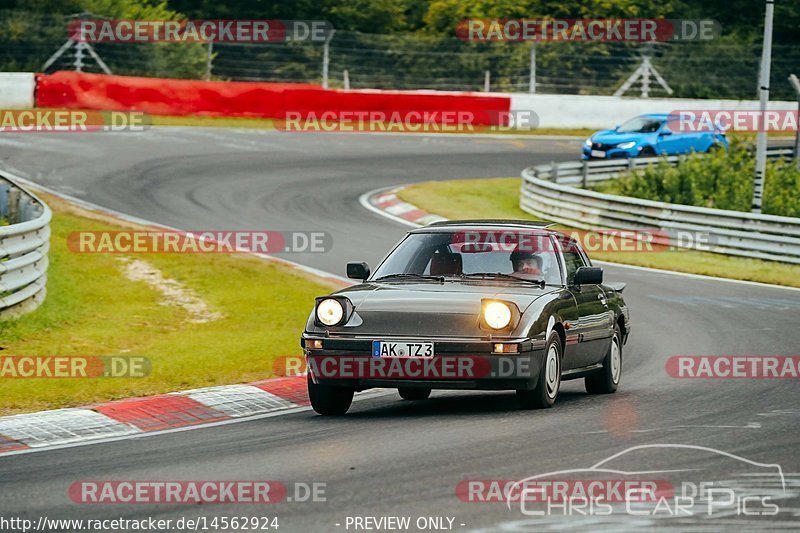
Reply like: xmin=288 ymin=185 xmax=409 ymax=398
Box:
xmin=581 ymin=160 xmax=589 ymax=188
xmin=0 ymin=184 xmax=7 ymax=217
xmin=8 ymin=188 xmax=19 ymax=222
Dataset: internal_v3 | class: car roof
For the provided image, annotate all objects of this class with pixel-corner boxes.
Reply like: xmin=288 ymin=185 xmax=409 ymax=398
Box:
xmin=409 ymin=219 xmax=557 ymax=234
xmin=638 ymin=113 xmax=677 ymax=121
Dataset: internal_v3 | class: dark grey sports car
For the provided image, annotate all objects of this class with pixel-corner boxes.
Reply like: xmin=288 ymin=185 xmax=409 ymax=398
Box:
xmin=301 ymin=220 xmax=630 ymax=415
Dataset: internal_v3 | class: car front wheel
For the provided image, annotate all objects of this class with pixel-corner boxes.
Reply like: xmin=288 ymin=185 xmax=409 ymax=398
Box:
xmin=398 ymin=387 xmax=431 ymax=400
xmin=308 ymin=373 xmax=354 ymax=415
xmin=585 ymin=324 xmax=622 ymax=394
xmin=517 ymin=331 xmax=562 ymax=409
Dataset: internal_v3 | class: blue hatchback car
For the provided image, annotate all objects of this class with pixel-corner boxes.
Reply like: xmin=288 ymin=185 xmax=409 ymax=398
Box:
xmin=582 ymin=113 xmax=728 ymax=160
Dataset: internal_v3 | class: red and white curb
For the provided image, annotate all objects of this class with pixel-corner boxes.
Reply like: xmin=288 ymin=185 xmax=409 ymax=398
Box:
xmin=360 ymin=186 xmax=446 ymax=228
xmin=0 ymin=376 xmax=311 ymax=455
xmin=0 ymin=170 xmax=370 ymax=458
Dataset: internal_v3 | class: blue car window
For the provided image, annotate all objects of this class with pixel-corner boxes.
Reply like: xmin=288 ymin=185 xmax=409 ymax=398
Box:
xmin=618 ymin=117 xmax=663 ymax=133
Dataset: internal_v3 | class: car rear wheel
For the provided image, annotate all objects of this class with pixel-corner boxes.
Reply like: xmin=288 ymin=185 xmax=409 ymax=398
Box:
xmin=307 ymin=373 xmax=354 ymax=415
xmin=517 ymin=331 xmax=562 ymax=409
xmin=398 ymin=387 xmax=431 ymax=401
xmin=585 ymin=324 xmax=622 ymax=394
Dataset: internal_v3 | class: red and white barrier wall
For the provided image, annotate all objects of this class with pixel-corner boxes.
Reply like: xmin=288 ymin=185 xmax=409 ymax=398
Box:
xmin=3 ymin=71 xmax=796 ymax=130
xmin=0 ymin=73 xmax=35 ymax=108
xmin=33 ymin=71 xmax=510 ymax=126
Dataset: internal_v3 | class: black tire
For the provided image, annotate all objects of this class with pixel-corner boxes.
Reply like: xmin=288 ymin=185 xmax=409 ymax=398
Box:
xmin=398 ymin=387 xmax=431 ymax=401
xmin=707 ymin=142 xmax=724 ymax=153
xmin=517 ymin=331 xmax=562 ymax=409
xmin=585 ymin=324 xmax=622 ymax=394
xmin=307 ymin=373 xmax=354 ymax=415
xmin=640 ymin=146 xmax=656 ymax=157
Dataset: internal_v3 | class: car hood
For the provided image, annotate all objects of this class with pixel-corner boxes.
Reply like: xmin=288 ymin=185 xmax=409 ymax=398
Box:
xmin=591 ymin=129 xmax=650 ymax=144
xmin=317 ymin=281 xmax=556 ymax=337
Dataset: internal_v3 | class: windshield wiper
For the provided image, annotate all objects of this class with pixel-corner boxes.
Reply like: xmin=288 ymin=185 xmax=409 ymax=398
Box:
xmin=460 ymin=273 xmax=546 ymax=287
xmin=374 ymin=273 xmax=445 ymax=283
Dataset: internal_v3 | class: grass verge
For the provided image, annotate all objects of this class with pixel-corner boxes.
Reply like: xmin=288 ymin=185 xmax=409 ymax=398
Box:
xmin=150 ymin=114 xmax=595 ymax=136
xmin=397 ymin=178 xmax=800 ymax=288
xmin=0 ymin=193 xmax=342 ymax=415
xmin=31 ymin=108 xmax=594 ymax=136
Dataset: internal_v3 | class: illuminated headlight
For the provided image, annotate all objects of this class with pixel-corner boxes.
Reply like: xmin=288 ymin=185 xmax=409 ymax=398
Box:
xmin=617 ymin=141 xmax=636 ymax=149
xmin=584 ymin=138 xmax=592 ymax=147
xmin=484 ymin=301 xmax=512 ymax=329
xmin=316 ymin=298 xmax=344 ymax=326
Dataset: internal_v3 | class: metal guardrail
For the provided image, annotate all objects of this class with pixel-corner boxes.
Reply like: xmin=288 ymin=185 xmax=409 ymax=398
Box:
xmin=536 ymin=147 xmax=795 ymax=187
xmin=520 ymin=147 xmax=800 ymax=264
xmin=0 ymin=173 xmax=51 ymax=319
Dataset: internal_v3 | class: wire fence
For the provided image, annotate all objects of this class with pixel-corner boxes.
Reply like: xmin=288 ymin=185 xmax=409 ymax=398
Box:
xmin=2 ymin=10 xmax=799 ymax=99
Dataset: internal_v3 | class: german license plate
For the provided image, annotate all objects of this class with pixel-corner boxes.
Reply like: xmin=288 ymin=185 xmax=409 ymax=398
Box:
xmin=591 ymin=149 xmax=606 ymax=158
xmin=372 ymin=341 xmax=434 ymax=358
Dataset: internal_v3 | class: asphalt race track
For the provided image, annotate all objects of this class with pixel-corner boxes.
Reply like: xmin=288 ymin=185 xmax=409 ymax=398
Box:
xmin=1 ymin=129 xmax=799 ymax=531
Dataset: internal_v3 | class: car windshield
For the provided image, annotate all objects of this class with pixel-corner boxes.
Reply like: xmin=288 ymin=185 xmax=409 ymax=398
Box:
xmin=616 ymin=117 xmax=664 ymax=133
xmin=371 ymin=230 xmax=563 ymax=285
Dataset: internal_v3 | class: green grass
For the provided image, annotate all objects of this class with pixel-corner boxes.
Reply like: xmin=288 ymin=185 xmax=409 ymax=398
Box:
xmin=0 ymin=193 xmax=340 ymax=415
xmin=397 ymin=178 xmax=800 ymax=288
xmin=150 ymin=114 xmax=277 ymax=129
xmin=152 ymin=115 xmax=594 ymax=136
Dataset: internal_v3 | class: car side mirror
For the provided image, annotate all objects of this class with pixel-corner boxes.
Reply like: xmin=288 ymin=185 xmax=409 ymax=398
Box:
xmin=573 ymin=266 xmax=603 ymax=285
xmin=347 ymin=261 xmax=370 ymax=280
xmin=659 ymin=130 xmax=672 ymax=136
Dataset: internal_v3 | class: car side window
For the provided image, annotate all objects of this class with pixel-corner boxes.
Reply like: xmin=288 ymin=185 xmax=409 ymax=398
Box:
xmin=561 ymin=241 xmax=587 ymax=285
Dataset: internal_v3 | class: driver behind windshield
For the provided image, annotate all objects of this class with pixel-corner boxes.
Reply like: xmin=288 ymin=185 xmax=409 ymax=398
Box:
xmin=510 ymin=249 xmax=544 ymax=277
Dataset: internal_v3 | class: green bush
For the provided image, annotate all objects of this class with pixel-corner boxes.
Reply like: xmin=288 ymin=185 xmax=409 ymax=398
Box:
xmin=594 ymin=137 xmax=800 ymax=217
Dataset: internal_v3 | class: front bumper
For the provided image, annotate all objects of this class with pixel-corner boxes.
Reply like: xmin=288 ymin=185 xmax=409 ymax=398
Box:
xmin=301 ymin=334 xmax=546 ymax=391
xmin=582 ymin=145 xmax=640 ymax=160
